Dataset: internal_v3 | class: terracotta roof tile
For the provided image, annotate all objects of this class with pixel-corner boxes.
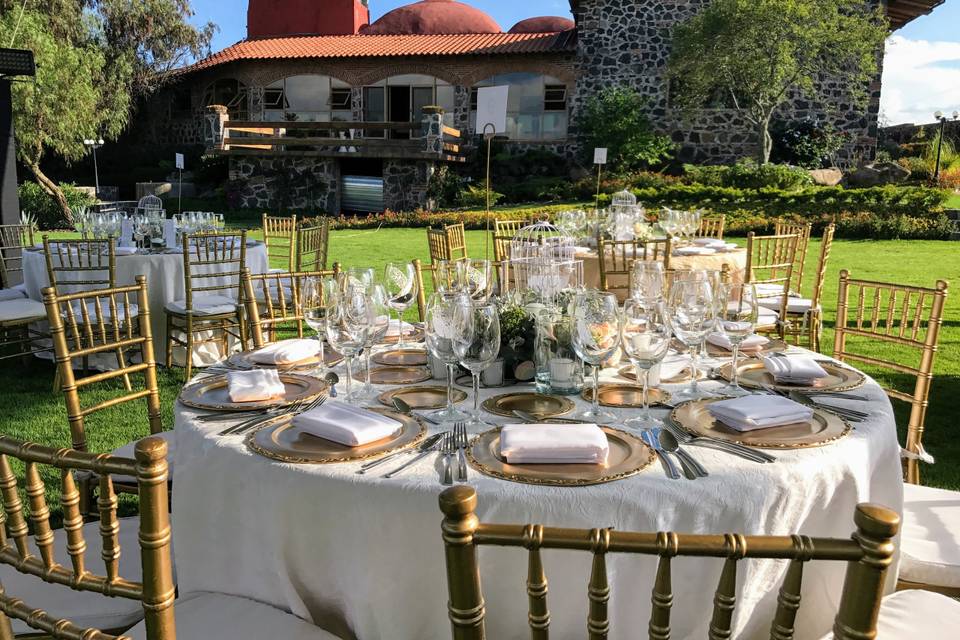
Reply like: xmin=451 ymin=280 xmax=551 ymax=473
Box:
xmin=182 ymin=31 xmax=576 ymax=74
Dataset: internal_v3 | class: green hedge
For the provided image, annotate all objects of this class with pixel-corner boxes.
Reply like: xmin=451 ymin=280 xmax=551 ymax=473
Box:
xmin=18 ymin=182 xmax=94 ymax=230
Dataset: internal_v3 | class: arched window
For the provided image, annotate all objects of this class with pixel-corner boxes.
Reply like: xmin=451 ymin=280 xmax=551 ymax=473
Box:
xmin=202 ymin=78 xmax=247 ymax=119
xmin=471 ymin=73 xmax=569 ymax=141
xmin=363 ymin=75 xmax=455 ymax=134
xmin=263 ymin=75 xmax=353 ymax=122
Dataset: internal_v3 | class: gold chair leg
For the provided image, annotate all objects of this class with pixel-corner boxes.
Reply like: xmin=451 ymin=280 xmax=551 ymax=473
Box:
xmin=0 ymin=607 xmax=14 ymax=640
xmin=165 ymin=314 xmax=174 ymax=369
xmin=115 ymin=346 xmax=133 ymax=392
xmin=184 ymin=322 xmax=194 ymax=381
xmin=52 ymin=367 xmax=61 ymax=394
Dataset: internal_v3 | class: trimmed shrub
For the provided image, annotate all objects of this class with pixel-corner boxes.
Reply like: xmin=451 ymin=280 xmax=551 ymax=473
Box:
xmin=682 ymin=160 xmax=813 ymax=191
xmin=18 ymin=181 xmax=95 ymax=230
xmin=771 ymin=118 xmax=847 ymax=169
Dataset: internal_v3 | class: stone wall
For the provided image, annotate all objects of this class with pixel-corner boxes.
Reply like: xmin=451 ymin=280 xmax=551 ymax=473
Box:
xmin=571 ymin=0 xmax=882 ymax=164
xmin=383 ymin=160 xmax=434 ymax=212
xmin=229 ymin=156 xmax=339 ymax=211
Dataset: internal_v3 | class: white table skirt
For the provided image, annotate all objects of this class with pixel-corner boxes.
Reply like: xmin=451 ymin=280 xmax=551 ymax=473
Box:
xmin=21 ymin=244 xmax=269 ymax=363
xmin=171 ymin=350 xmax=902 ymax=640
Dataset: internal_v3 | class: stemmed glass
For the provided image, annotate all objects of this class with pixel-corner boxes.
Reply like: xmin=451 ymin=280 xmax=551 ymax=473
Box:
xmin=325 ymin=286 xmax=371 ymax=404
xmin=570 ymin=290 xmax=622 ymax=423
xmin=455 ymin=259 xmax=493 ymax=303
xmin=302 ymin=276 xmax=337 ymax=375
xmin=621 ymin=298 xmax=673 ymax=429
xmin=383 ymin=262 xmax=418 ymax=349
xmin=425 ymin=291 xmax=471 ymax=423
xmin=666 ymin=277 xmax=717 ymax=402
xmin=630 ymin=261 xmax=665 ymax=300
xmin=716 ymin=282 xmax=759 ymax=396
xmin=357 ymin=283 xmax=391 ymax=400
xmin=452 ymin=299 xmax=500 ymax=427
xmin=342 ymin=267 xmax=376 ymax=291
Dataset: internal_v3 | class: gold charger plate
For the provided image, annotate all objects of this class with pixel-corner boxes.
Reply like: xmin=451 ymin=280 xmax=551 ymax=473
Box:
xmin=618 ymin=365 xmax=702 ymax=384
xmin=245 ymin=408 xmax=426 ymax=464
xmin=373 ymin=348 xmax=428 ymax=366
xmin=382 ymin=327 xmax=425 ymax=345
xmin=358 ymin=365 xmax=433 ymax=385
xmin=582 ymin=384 xmax=671 ymax=408
xmin=227 ymin=347 xmax=343 ymax=371
xmin=670 ymin=398 xmax=852 ymax=449
xmin=705 ymin=338 xmax=787 ymax=358
xmin=716 ymin=360 xmax=866 ymax=392
xmin=481 ymin=393 xmax=575 ymax=419
xmin=179 ymin=373 xmax=327 ymax=412
xmin=378 ymin=385 xmax=467 ymax=410
xmin=467 ymin=426 xmax=655 ymax=486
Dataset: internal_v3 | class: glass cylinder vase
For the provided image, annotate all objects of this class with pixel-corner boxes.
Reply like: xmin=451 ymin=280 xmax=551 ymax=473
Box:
xmin=535 ymin=310 xmax=584 ymax=395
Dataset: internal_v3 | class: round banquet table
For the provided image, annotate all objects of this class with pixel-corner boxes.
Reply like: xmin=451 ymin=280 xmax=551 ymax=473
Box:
xmin=171 ymin=348 xmax=902 ymax=640
xmin=578 ymin=246 xmax=748 ymax=299
xmin=21 ymin=243 xmax=269 ymax=363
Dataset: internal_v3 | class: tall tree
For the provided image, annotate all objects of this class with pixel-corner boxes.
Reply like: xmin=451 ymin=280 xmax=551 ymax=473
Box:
xmin=0 ymin=0 xmax=214 ymax=220
xmin=667 ymin=0 xmax=888 ymax=164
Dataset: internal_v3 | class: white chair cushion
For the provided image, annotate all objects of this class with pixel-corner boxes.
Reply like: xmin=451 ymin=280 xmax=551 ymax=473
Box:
xmin=0 ymin=298 xmax=47 ymax=323
xmin=268 ymin=267 xmax=288 ymax=274
xmin=759 ymin=297 xmax=815 ymax=314
xmin=126 ymin=592 xmax=340 ymax=640
xmin=757 ymin=308 xmax=780 ymax=326
xmin=0 ymin=518 xmax=152 ymax=634
xmin=109 ymin=431 xmax=176 ymax=485
xmin=817 ymin=589 xmax=960 ymax=639
xmin=0 ymin=287 xmax=27 ymax=302
xmin=754 ymin=283 xmax=787 ymax=298
xmin=899 ymin=482 xmax=960 ymax=589
xmin=165 ymin=295 xmax=238 ymax=316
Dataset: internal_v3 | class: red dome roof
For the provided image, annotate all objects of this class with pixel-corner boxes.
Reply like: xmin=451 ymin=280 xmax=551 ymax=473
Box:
xmin=508 ymin=16 xmax=575 ymax=33
xmin=362 ymin=0 xmax=502 ymax=35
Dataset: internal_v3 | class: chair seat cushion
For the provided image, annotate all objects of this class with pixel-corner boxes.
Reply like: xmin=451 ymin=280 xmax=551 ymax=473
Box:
xmin=0 ymin=298 xmax=47 ymax=323
xmin=0 ymin=518 xmax=152 ymax=635
xmin=899 ymin=482 xmax=960 ymax=589
xmin=757 ymin=308 xmax=779 ymax=326
xmin=166 ymin=295 xmax=238 ymax=316
xmin=126 ymin=592 xmax=340 ymax=640
xmin=0 ymin=287 xmax=27 ymax=302
xmin=759 ymin=297 xmax=815 ymax=314
xmin=818 ymin=589 xmax=960 ymax=639
xmin=110 ymin=431 xmax=176 ymax=485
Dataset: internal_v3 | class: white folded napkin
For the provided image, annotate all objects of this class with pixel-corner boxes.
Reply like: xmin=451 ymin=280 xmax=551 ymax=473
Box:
xmin=762 ymin=356 xmax=828 ymax=384
xmin=693 ymin=238 xmax=726 ymax=248
xmin=249 ymin=339 xmax=320 ymax=365
xmin=114 ymin=246 xmax=138 ymax=256
xmin=293 ymin=401 xmax=402 ymax=447
xmin=707 ymin=395 xmax=814 ymax=432
xmin=226 ymin=369 xmax=286 ymax=403
xmin=658 ymin=354 xmax=689 ymax=381
xmin=707 ymin=332 xmax=770 ymax=352
xmin=499 ymin=424 xmax=609 ymax=464
xmin=674 ymin=246 xmax=716 ymax=256
xmin=386 ymin=319 xmax=415 ymax=337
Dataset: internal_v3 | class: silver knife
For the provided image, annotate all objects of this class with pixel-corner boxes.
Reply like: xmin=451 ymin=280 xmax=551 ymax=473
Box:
xmin=358 ymin=432 xmax=445 ymax=473
xmin=642 ymin=430 xmax=680 ymax=479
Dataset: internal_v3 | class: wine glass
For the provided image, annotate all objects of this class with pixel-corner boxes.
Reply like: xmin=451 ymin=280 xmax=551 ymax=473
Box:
xmin=630 ymin=261 xmax=665 ymax=300
xmin=425 ymin=291 xmax=471 ymax=423
xmin=621 ymin=298 xmax=673 ymax=429
xmin=383 ymin=262 xmax=418 ymax=349
xmin=570 ymin=290 xmax=622 ymax=423
xmin=325 ymin=286 xmax=371 ymax=404
xmin=452 ymin=299 xmax=500 ymax=427
xmin=302 ymin=276 xmax=337 ymax=375
xmin=341 ymin=267 xmax=376 ymax=292
xmin=433 ymin=259 xmax=456 ymax=294
xmin=455 ymin=259 xmax=493 ymax=303
xmin=666 ymin=277 xmax=717 ymax=402
xmin=357 ymin=283 xmax=391 ymax=400
xmin=716 ymin=282 xmax=759 ymax=396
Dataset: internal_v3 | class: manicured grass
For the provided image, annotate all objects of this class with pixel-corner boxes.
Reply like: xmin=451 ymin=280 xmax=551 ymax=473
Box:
xmin=3 ymin=231 xmax=958 ymax=521
xmin=946 ymin=193 xmax=960 ymax=208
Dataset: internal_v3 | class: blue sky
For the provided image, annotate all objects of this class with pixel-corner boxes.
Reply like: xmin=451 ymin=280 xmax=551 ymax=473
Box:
xmin=188 ymin=0 xmax=960 ymax=125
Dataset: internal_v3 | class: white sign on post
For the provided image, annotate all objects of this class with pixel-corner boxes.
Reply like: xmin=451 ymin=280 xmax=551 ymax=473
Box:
xmin=593 ymin=148 xmax=608 ymax=165
xmin=476 ymin=86 xmax=509 ymax=135
xmin=175 ymin=153 xmax=185 ymax=170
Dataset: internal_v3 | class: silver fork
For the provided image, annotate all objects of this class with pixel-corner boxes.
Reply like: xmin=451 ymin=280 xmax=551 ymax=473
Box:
xmin=442 ymin=432 xmax=456 ymax=486
xmin=454 ymin=422 xmax=468 ymax=482
xmin=383 ymin=433 xmax=447 ymax=478
xmin=661 ymin=420 xmax=776 ymax=464
xmin=222 ymin=394 xmax=327 ymax=436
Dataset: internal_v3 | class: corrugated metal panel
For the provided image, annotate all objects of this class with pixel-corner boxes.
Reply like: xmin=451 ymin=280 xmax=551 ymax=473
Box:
xmin=341 ymin=175 xmax=384 ymax=213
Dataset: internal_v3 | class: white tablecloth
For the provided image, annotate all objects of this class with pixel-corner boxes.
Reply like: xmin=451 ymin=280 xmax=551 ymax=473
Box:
xmin=22 ymin=243 xmax=269 ymax=361
xmin=171 ymin=350 xmax=902 ymax=640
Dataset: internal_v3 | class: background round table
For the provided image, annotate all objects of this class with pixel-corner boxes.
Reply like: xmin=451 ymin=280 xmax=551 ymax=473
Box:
xmin=22 ymin=243 xmax=269 ymax=363
xmin=170 ymin=349 xmax=902 ymax=640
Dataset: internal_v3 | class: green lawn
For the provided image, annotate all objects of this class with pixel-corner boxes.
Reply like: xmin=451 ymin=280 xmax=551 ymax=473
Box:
xmin=946 ymin=193 xmax=960 ymax=209
xmin=4 ymin=230 xmax=959 ymax=519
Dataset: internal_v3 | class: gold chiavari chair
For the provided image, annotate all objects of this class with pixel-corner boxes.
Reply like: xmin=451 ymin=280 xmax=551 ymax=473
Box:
xmin=438 ymin=486 xmax=960 ymax=640
xmin=774 ymin=220 xmax=812 ymax=295
xmin=491 ymin=233 xmax=513 ymax=263
xmin=445 ymin=222 xmax=468 ymax=260
xmin=262 ymin=214 xmax=297 ymax=273
xmin=296 ymin=219 xmax=330 ymax=272
xmin=493 ymin=219 xmax=525 ymax=237
xmin=0 ymin=227 xmax=45 ymax=361
xmin=0 ymin=223 xmax=34 ymax=293
xmin=831 ymin=271 xmax=959 ymax=597
xmin=745 ymin=232 xmax=798 ymax=336
xmin=165 ymin=231 xmax=247 ymax=380
xmin=696 ymin=214 xmax=726 ymax=239
xmin=597 ymin=236 xmax=671 ymax=299
xmin=241 ymin=267 xmax=341 ymax=347
xmin=427 ymin=227 xmax=453 ymax=263
xmin=774 ymin=224 xmax=835 ymax=351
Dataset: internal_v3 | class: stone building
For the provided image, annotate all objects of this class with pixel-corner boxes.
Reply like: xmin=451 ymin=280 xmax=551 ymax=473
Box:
xmin=145 ymin=0 xmax=943 ymax=212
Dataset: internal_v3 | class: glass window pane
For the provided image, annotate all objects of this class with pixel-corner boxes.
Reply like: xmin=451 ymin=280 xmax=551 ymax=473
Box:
xmin=363 ymin=86 xmax=385 ymax=122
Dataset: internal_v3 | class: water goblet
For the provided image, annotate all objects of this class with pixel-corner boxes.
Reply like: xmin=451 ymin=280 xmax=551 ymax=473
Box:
xmin=570 ymin=290 xmax=622 ymax=423
xmin=455 ymin=259 xmax=493 ymax=303
xmin=384 ymin=262 xmax=418 ymax=348
xmin=302 ymin=275 xmax=337 ymax=375
xmin=716 ymin=282 xmax=759 ymax=396
xmin=325 ymin=286 xmax=371 ymax=404
xmin=357 ymin=283 xmax=391 ymax=401
xmin=666 ymin=277 xmax=717 ymax=402
xmin=630 ymin=261 xmax=665 ymax=300
xmin=621 ymin=298 xmax=673 ymax=429
xmin=452 ymin=299 xmax=500 ymax=427
xmin=425 ymin=291 xmax=471 ymax=423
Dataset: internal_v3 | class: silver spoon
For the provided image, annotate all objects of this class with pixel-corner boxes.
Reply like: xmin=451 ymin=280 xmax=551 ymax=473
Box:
xmin=658 ymin=428 xmax=708 ymax=478
xmin=324 ymin=371 xmax=340 ymax=397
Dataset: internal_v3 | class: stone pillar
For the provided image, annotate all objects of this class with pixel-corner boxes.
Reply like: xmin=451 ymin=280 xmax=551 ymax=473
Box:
xmin=422 ymin=106 xmax=444 ymax=155
xmin=453 ymin=85 xmax=471 ymax=134
xmin=383 ymin=159 xmax=434 ymax=212
xmin=204 ymin=105 xmax=229 ymax=149
xmin=351 ymin=87 xmax=364 ymax=123
xmin=247 ymin=86 xmax=265 ymax=122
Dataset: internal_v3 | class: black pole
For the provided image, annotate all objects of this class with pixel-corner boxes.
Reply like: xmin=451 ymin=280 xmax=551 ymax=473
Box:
xmin=0 ymin=79 xmax=20 ymax=226
xmin=934 ymin=116 xmax=946 ymax=182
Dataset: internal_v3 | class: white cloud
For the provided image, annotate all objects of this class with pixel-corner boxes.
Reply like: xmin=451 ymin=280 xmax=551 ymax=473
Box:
xmin=881 ymin=35 xmax=960 ymax=125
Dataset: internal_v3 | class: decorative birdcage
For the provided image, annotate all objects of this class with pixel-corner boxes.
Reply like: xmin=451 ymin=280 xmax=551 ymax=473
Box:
xmin=606 ymin=190 xmax=646 ymax=241
xmin=508 ymin=220 xmax=583 ymax=303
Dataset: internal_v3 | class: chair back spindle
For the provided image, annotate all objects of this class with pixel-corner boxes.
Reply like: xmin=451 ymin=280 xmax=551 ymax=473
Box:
xmin=597 ymin=237 xmax=672 ymax=299
xmin=262 ymin=214 xmax=297 ymax=272
xmin=297 ymin=219 xmax=330 ymax=272
xmin=0 ymin=223 xmax=35 ymax=288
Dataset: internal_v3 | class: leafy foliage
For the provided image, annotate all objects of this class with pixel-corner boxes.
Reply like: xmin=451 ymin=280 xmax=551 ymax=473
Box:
xmin=18 ymin=182 xmax=95 ymax=230
xmin=682 ymin=160 xmax=813 ymax=190
xmin=578 ymin=87 xmax=674 ymax=172
xmin=771 ymin=118 xmax=848 ymax=168
xmin=668 ymin=0 xmax=888 ymax=163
